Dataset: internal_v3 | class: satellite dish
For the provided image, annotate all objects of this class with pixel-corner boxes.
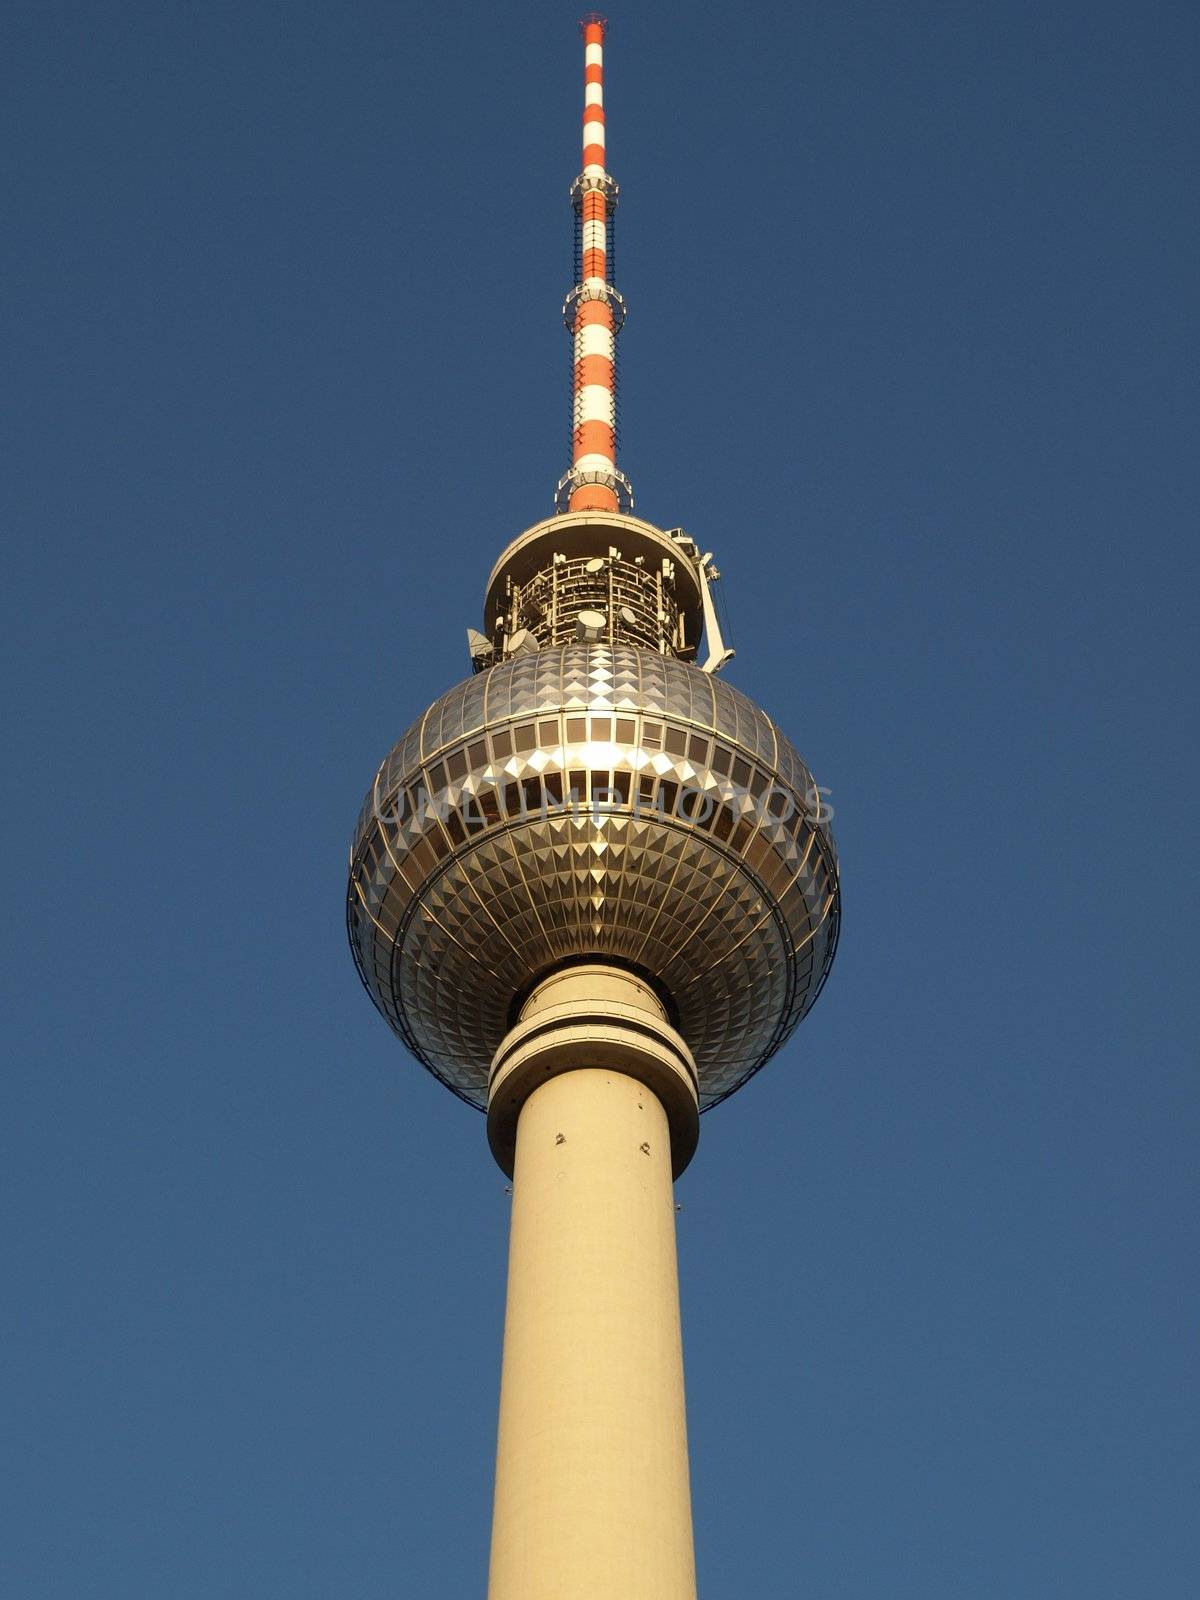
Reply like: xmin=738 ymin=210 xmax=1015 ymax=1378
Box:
xmin=619 ymin=606 xmax=638 ymax=628
xmin=575 ymin=609 xmax=607 ymax=642
xmin=507 ymin=628 xmax=540 ymax=658
xmin=585 ymin=557 xmax=606 ymax=573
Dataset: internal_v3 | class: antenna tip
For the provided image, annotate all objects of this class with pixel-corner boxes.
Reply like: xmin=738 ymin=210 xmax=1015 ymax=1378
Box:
xmin=578 ymin=13 xmax=608 ymax=38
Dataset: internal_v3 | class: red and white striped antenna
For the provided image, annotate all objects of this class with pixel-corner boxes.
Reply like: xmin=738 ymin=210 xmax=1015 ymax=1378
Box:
xmin=556 ymin=15 xmax=633 ymax=515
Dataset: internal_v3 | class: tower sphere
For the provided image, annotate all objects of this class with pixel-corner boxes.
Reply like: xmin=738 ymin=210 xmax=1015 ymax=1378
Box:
xmin=348 ymin=518 xmax=839 ymax=1115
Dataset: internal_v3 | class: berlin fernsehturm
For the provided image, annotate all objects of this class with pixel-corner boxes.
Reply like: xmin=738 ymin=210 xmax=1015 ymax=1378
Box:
xmin=346 ymin=18 xmax=840 ymax=1599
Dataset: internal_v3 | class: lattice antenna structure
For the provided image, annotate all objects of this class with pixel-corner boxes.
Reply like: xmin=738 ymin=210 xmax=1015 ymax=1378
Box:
xmin=556 ymin=15 xmax=633 ymax=516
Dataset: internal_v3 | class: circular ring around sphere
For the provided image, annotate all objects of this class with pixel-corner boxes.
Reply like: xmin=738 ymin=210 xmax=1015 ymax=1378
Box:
xmin=347 ymin=644 xmax=839 ymax=1111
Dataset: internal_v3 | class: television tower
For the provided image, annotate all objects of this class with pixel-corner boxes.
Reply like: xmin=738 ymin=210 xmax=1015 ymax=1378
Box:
xmin=347 ymin=17 xmax=840 ymax=1599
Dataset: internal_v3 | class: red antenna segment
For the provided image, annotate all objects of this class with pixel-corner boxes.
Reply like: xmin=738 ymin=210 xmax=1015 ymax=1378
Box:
xmin=556 ymin=16 xmax=632 ymax=515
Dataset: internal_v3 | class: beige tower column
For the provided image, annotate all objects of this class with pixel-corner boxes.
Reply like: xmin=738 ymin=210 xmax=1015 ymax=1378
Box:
xmin=486 ymin=965 xmax=700 ymax=1600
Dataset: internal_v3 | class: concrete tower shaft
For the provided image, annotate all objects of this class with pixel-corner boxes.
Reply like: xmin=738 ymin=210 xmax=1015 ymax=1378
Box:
xmin=488 ymin=970 xmax=697 ymax=1600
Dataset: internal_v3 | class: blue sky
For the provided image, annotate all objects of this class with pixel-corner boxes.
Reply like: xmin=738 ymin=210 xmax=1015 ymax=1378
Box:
xmin=3 ymin=1 xmax=1197 ymax=1595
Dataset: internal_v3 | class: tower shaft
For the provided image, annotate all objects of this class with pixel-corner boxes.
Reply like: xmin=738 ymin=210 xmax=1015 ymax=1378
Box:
xmin=487 ymin=971 xmax=697 ymax=1600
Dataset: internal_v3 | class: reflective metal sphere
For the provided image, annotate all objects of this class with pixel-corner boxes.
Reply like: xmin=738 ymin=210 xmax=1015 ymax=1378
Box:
xmin=348 ymin=644 xmax=839 ymax=1110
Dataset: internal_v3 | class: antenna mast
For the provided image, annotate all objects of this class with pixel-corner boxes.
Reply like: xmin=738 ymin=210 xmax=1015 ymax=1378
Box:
xmin=556 ymin=15 xmax=632 ymax=515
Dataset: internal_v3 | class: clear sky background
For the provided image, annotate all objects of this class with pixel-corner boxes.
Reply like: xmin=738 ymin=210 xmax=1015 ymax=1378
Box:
xmin=3 ymin=1 xmax=1197 ymax=1595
